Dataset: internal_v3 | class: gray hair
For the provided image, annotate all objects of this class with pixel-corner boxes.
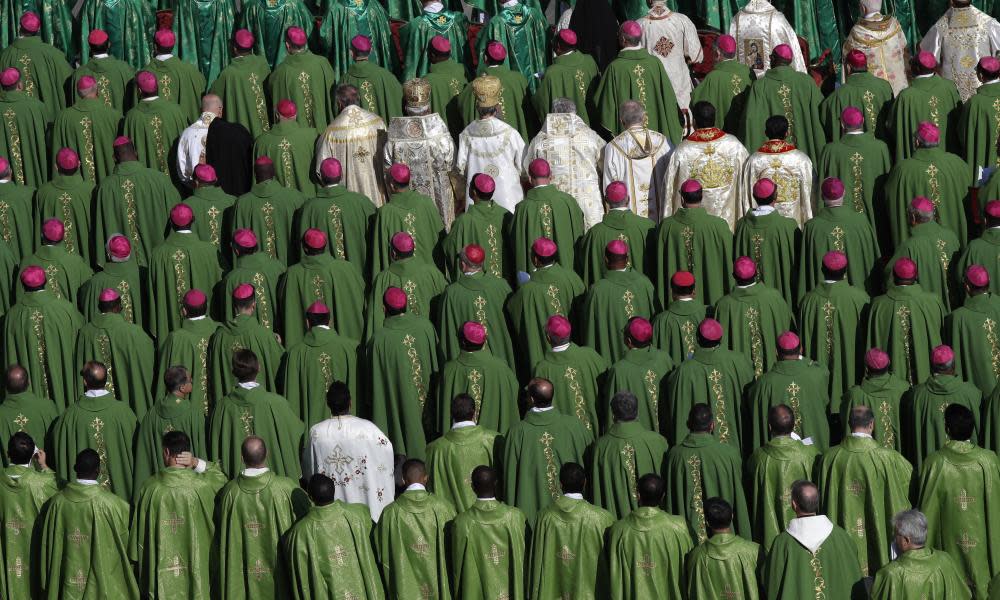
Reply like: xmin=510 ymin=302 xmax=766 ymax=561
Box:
xmin=848 ymin=405 xmax=875 ymax=430
xmin=892 ymin=509 xmax=927 ymax=546
xmin=619 ymin=100 xmax=646 ymax=127
xmin=551 ymin=97 xmax=577 ymax=114
xmin=335 ymin=84 xmax=360 ymax=108
xmin=611 ymin=390 xmax=639 ymax=422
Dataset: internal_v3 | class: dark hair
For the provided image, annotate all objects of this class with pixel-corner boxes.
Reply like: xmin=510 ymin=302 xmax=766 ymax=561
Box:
xmin=74 ymin=448 xmax=101 ymax=479
xmin=687 ymin=403 xmax=714 ymax=433
xmin=81 ymin=361 xmax=108 ymax=390
xmin=451 ymin=393 xmax=476 ymax=422
xmin=326 ymin=381 xmax=352 ymax=415
xmin=768 ymin=404 xmax=795 ymax=436
xmin=637 ymin=473 xmax=665 ymax=506
xmin=306 ymin=311 xmax=331 ymax=328
xmin=471 ymin=465 xmax=497 ymax=497
xmin=308 ymin=473 xmax=337 ymax=505
xmin=97 ymin=296 xmax=121 ymax=314
xmin=559 ymin=462 xmax=586 ymax=494
xmin=7 ymin=431 xmax=34 ymax=465
xmin=162 ymin=430 xmax=191 ymax=456
xmin=5 ymin=364 xmax=28 ymax=394
xmin=848 ymin=405 xmax=875 ymax=430
xmin=611 ymin=390 xmax=639 ymax=422
xmin=765 ymin=115 xmax=789 ymax=140
xmin=692 ymin=101 xmax=716 ymax=129
xmin=705 ymin=497 xmax=733 ymax=531
xmin=163 ymin=366 xmax=190 ymax=394
xmin=231 ymin=349 xmax=260 ymax=382
xmin=791 ymin=480 xmax=820 ymax=513
xmin=945 ymin=404 xmax=976 ymax=441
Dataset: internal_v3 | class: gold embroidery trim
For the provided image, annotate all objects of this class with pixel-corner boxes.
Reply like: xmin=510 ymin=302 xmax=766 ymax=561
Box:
xmin=248 ymin=73 xmax=270 ymax=132
xmin=197 ymin=337 xmax=209 ymax=415
xmin=149 ymin=115 xmax=167 ymax=174
xmin=746 ymin=306 xmax=764 ymax=378
xmin=822 ymin=301 xmax=835 ymax=367
xmin=878 ymin=399 xmax=895 ymax=448
xmin=3 ymin=109 xmax=24 ymax=184
xmin=849 ymin=152 xmax=865 ymax=213
xmin=261 ymin=202 xmax=276 ymax=258
xmin=984 ymin=317 xmax=1000 ymax=382
xmin=402 ymin=334 xmax=427 ymax=410
xmin=564 ymin=366 xmax=591 ymax=431
xmin=539 ymin=431 xmax=559 ymax=499
xmin=486 ymin=224 xmax=501 ymax=277
xmin=644 ymin=369 xmax=659 ymax=427
xmin=116 ymin=280 xmax=133 ymax=323
xmin=468 ymin=368 xmax=483 ymax=419
xmin=251 ymin=272 xmax=270 ymax=329
xmin=708 ymin=368 xmax=729 ymax=443
xmin=897 ymin=305 xmax=913 ymax=385
xmin=546 ymin=284 xmax=563 ymax=314
xmin=122 ymin=179 xmax=140 ymax=248
xmin=59 ymin=193 xmax=76 ymax=254
xmin=777 ymin=84 xmax=796 ymax=145
xmin=172 ymin=249 xmax=187 ymax=306
xmin=29 ymin=310 xmax=49 ymax=398
xmin=328 ymin=203 xmax=346 ymax=259
xmin=80 ymin=117 xmax=96 ymax=181
xmin=97 ymin=333 xmax=116 ymax=396
xmin=632 ymin=65 xmax=647 ymax=108
xmin=787 ymin=382 xmax=803 ymax=436
xmin=622 ymin=442 xmax=638 ymax=501
xmin=298 ymin=72 xmax=314 ymax=125
xmin=90 ymin=417 xmax=110 ymax=488
xmin=687 ymin=454 xmax=707 ymax=542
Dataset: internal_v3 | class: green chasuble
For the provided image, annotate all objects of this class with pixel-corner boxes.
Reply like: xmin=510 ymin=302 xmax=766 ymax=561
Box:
xmin=665 ymin=345 xmax=753 ymax=448
xmin=905 ymin=374 xmax=982 ymax=472
xmin=366 ymin=256 xmax=446 ymax=338
xmin=16 ymin=244 xmax=93 ymax=304
xmin=35 ymin=173 xmax=96 ymax=265
xmin=746 ymin=436 xmax=821 ymax=549
xmin=652 ymin=299 xmax=707 ymax=362
xmin=441 ymin=201 xmax=512 ymax=280
xmin=370 ymin=189 xmax=446 ymax=276
xmin=961 ymin=80 xmax=1000 ymax=180
xmin=0 ymin=466 xmax=57 ymax=598
xmin=890 ymin=75 xmax=961 ymax=161
xmin=0 ymin=180 xmax=35 ymax=264
xmin=820 ymin=71 xmax=894 ymax=143
xmin=865 ymin=283 xmax=945 ymax=386
xmin=426 ymin=59 xmax=469 ymax=135
xmin=0 ymin=36 xmax=71 ymax=111
xmin=267 ymin=49 xmax=337 ymax=129
xmin=1 ymin=0 xmax=73 ymax=59
xmin=38 ymin=483 xmax=139 ymax=600
xmin=665 ymin=432 xmax=752 ymax=542
xmin=94 ymin=159 xmax=181 ymax=268
xmin=75 ymin=311 xmax=154 ymax=419
xmin=734 ymin=210 xmax=801 ymax=308
xmin=739 ymin=66 xmax=826 ymax=164
xmin=208 ymin=316 xmax=284 ymax=400
xmin=816 ymin=131 xmax=890 ymax=236
xmin=238 ymin=0 xmax=313 ymax=69
xmin=816 ymin=435 xmax=913 ymax=577
xmin=956 ymin=229 xmax=1000 ymax=298
xmin=50 ymin=391 xmax=137 ymax=500
xmin=763 ymin=519 xmax=865 ymax=600
xmin=216 ymin=470 xmax=310 ymax=599
xmin=917 ymin=440 xmax=1000 ymax=599
xmin=689 ymin=58 xmax=754 ymax=135
xmin=0 ymin=241 xmax=17 ymax=315
xmin=186 ymin=184 xmax=236 ymax=262
xmin=841 ymin=373 xmax=911 ymax=452
xmin=79 ymin=260 xmax=147 ymax=329
xmin=798 ymin=280 xmax=870 ymax=411
xmin=595 ymin=48 xmax=682 ymax=143
xmin=123 ymin=98 xmax=188 ymax=176
xmin=316 ymin=0 xmax=395 ymax=81
xmin=280 ymin=326 xmax=360 ymax=428
xmin=529 ymin=495 xmax=615 ymax=600
xmin=220 ymin=252 xmax=285 ymax=332
xmin=589 ymin=420 xmax=669 ymax=519
xmin=458 ymin=66 xmax=534 ymax=141
xmin=885 ymin=148 xmax=972 ymax=249
xmin=871 ymin=547 xmax=973 ymax=600
xmin=426 ymin=423 xmax=501 ymax=511
xmin=233 ymin=179 xmax=303 ymax=267
xmin=503 ymin=407 xmax=591 ymax=526
xmin=534 ymin=50 xmax=600 ymax=126
xmin=367 ymin=313 xmax=439 ymax=457
xmin=602 ymin=347 xmax=675 ymax=433
xmin=451 ymin=498 xmax=526 ymax=600
xmin=400 ymin=9 xmax=472 ymax=82
xmin=208 ymin=54 xmax=272 ymax=141
xmin=581 ymin=269 xmax=656 ymax=363
xmin=133 ymin=56 xmax=207 ymax=122
xmin=283 ymin=501 xmax=385 ymax=600
xmin=715 ymin=282 xmax=794 ymax=379
xmin=171 ymin=0 xmax=235 ymax=86
xmin=509 ymin=185 xmax=584 ymax=276
xmin=947 ymin=292 xmax=1000 ymax=395
xmin=0 ymin=391 xmax=57 ymax=464
xmin=72 ymin=55 xmax=136 ymax=112
xmin=748 ymin=359 xmax=832 ymax=452
xmin=797 ymin=206 xmax=879 ymax=298
xmin=297 ymin=183 xmax=376 ymax=270
xmin=153 ymin=316 xmax=221 ymax=415
xmin=342 ymin=60 xmax=403 ymax=124
xmin=280 ymin=254 xmax=365 ymax=345
xmin=128 ymin=464 xmax=227 ymax=599
xmin=506 ymin=263 xmax=585 ymax=373
xmin=375 ymin=489 xmax=456 ymax=600
xmin=580 ymin=208 xmax=654 ymax=287
xmin=532 ymin=344 xmax=609 ymax=436
xmin=147 ymin=230 xmax=224 ymax=338
xmin=77 ymin=0 xmax=153 ymax=68
xmin=685 ymin=532 xmax=762 ymax=600
xmin=606 ymin=506 xmax=694 ymax=600
xmin=0 ymin=90 xmax=50 ymax=189
xmin=984 ymin=377 xmax=1000 ymax=452
xmin=208 ymin=384 xmax=304 ymax=478
xmin=132 ymin=394 xmax=207 ymax=496
xmin=2 ymin=289 xmax=83 ymax=412
xmin=51 ymin=99 xmax=122 ymax=186
xmin=436 ymin=271 xmax=514 ymax=366
xmin=654 ymin=206 xmax=733 ymax=308
xmin=476 ymin=3 xmax=549 ymax=95
xmin=253 ymin=120 xmax=319 ymax=196
xmin=436 ymin=350 xmax=519 ymax=437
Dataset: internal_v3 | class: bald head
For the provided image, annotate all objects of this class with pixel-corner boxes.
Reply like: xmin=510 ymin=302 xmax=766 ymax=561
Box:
xmin=202 ymin=94 xmax=223 ymax=117
xmin=241 ymin=435 xmax=267 ymax=468
xmin=81 ymin=361 xmax=108 ymax=391
xmin=768 ymin=404 xmax=795 ymax=436
xmin=5 ymin=364 xmax=28 ymax=394
xmin=791 ymin=480 xmax=820 ymax=516
xmin=526 ymin=377 xmax=554 ymax=408
xmin=402 ymin=458 xmax=427 ymax=486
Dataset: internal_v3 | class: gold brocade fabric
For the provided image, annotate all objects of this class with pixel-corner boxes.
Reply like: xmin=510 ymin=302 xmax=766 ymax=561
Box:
xmin=920 ymin=6 xmax=1000 ymax=102
xmin=740 ymin=146 xmax=815 ymax=226
xmin=384 ymin=113 xmax=457 ymax=229
xmin=315 ymin=105 xmax=388 ymax=206
xmin=663 ymin=132 xmax=750 ymax=230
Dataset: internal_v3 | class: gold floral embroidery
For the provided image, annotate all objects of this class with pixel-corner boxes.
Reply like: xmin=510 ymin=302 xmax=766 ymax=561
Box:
xmin=681 ymin=321 xmax=696 ymax=358
xmin=29 ymin=310 xmax=49 ymax=398
xmin=97 ymin=333 xmax=116 ymax=396
xmin=59 ymin=193 xmax=76 ymax=254
xmin=17 ymin=55 xmax=34 ymax=98
xmin=897 ymin=305 xmax=913 ymax=384
xmin=360 ymin=80 xmax=375 ymax=111
xmin=564 ymin=367 xmax=591 ymax=431
xmin=830 ymin=226 xmax=845 ymax=252
xmin=539 ymin=204 xmax=553 ymax=239
xmin=90 ymin=417 xmax=110 ymax=488
xmin=687 ymin=454 xmax=707 ymax=542
xmin=197 ymin=337 xmax=209 ymax=415
xmin=486 ymin=224 xmax=501 ymax=277
xmin=746 ymin=307 xmax=764 ymax=378
xmin=80 ymin=117 xmax=96 ymax=181
xmin=622 ymin=289 xmax=635 ymax=319
xmin=809 ymin=549 xmax=826 ymax=600
xmin=97 ymin=75 xmax=112 ymax=107
xmin=248 ymin=73 xmax=270 ymax=132
xmin=862 ymin=90 xmax=877 ymax=130
xmin=3 ymin=109 xmax=24 ymax=184
xmin=403 ymin=334 xmax=427 ymax=410
xmin=786 ymin=382 xmax=802 ymax=436
xmin=546 ymin=285 xmax=562 ymax=314
xmin=0 ymin=201 xmax=10 ymax=244
xmin=122 ymin=180 xmax=139 ymax=248
xmin=172 ymin=249 xmax=187 ymax=306
xmin=632 ymin=65 xmax=647 ymax=108
xmin=298 ymin=72 xmax=314 ymax=125
xmin=622 ymin=442 xmax=638 ymax=501
xmin=708 ymin=369 xmax=730 ymax=444
xmin=984 ymin=317 xmax=1000 ymax=382
xmin=328 ymin=203 xmax=346 ymax=259
xmin=468 ymin=368 xmax=482 ymax=419
xmin=251 ymin=272 xmax=271 ymax=329
xmin=731 ymin=74 xmax=743 ymax=96
xmin=822 ymin=301 xmax=835 ymax=368
xmin=878 ymin=400 xmax=895 ymax=448
xmin=150 ymin=115 xmax=167 ymax=174
xmin=539 ymin=431 xmax=559 ymax=499
xmin=681 ymin=226 xmax=695 ymax=272
xmin=277 ymin=138 xmax=293 ymax=186
xmin=849 ymin=152 xmax=865 ymax=214
xmin=644 ymin=369 xmax=659 ymax=427
xmin=777 ymin=84 xmax=796 ymax=144
xmin=261 ymin=202 xmax=276 ymax=258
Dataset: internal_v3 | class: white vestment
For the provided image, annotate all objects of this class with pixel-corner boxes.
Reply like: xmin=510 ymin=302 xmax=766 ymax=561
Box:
xmin=601 ymin=125 xmax=672 ymax=221
xmin=302 ymin=415 xmax=395 ymax=521
xmin=456 ymin=117 xmax=526 ymax=212
xmin=384 ymin=113 xmax=457 ymax=229
xmin=920 ymin=5 xmax=1000 ymax=102
xmin=523 ymin=112 xmax=605 ymax=229
xmin=730 ymin=0 xmax=808 ymax=78
xmin=785 ymin=515 xmax=835 ymax=553
xmin=741 ymin=141 xmax=815 ymax=226
xmin=843 ymin=13 xmax=910 ymax=96
xmin=663 ymin=128 xmax=749 ymax=230
xmin=638 ymin=3 xmax=703 ymax=111
xmin=176 ymin=111 xmax=216 ymax=185
xmin=315 ymin=105 xmax=388 ymax=206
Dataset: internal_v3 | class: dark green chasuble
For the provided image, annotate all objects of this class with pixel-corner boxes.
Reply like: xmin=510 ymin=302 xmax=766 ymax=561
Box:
xmin=75 ymin=311 xmax=155 ymax=419
xmin=267 ymin=50 xmax=337 ymax=128
xmin=220 ymin=252 xmax=285 ymax=332
xmin=532 ymin=344 xmax=609 ymax=437
xmin=690 ymin=58 xmax=754 ymax=134
xmin=0 ymin=180 xmax=35 ymax=264
xmin=763 ymin=520 xmax=865 ymax=600
xmin=252 ymin=120 xmax=319 ymax=196
xmin=865 ymin=284 xmax=945 ymax=386
xmin=237 ymin=0 xmax=314 ymax=69
xmin=533 ymin=50 xmax=600 ymax=125
xmin=715 ymin=282 xmax=795 ymax=379
xmin=797 ymin=206 xmax=879 ymax=297
xmin=208 ymin=54 xmax=272 ymax=140
xmin=35 ymin=173 xmax=95 ymax=266
xmin=816 ymin=132 xmax=890 ymax=237
xmin=579 ymin=208 xmax=655 ymax=286
xmin=0 ymin=90 xmax=50 ymax=189
xmin=370 ymin=189 xmax=446 ymax=276
xmin=685 ymin=532 xmax=762 ymax=599
xmin=207 ymin=316 xmax=284 ymax=401
xmin=280 ymin=326 xmax=360 ymax=428
xmin=961 ymin=80 xmax=1000 ymax=179
xmin=885 ymin=147 xmax=972 ymax=248
xmin=820 ymin=71 xmax=894 ymax=142
xmin=79 ymin=260 xmax=147 ymax=329
xmin=595 ymin=48 xmax=682 ymax=143
xmin=0 ymin=466 xmax=57 ymax=598
xmin=375 ymin=489 xmax=456 ymax=600
xmin=342 ymin=60 xmax=404 ymax=124
xmin=890 ymin=75 xmax=961 ymax=161
xmin=146 ymin=230 xmax=223 ymax=338
xmin=841 ymin=374 xmax=911 ymax=453
xmin=654 ymin=206 xmax=732 ymax=307
xmin=602 ymin=347 xmax=675 ymax=433
xmin=16 ymin=243 xmax=93 ymax=305
xmin=509 ymin=184 xmax=584 ymax=276
xmin=505 ymin=263 xmax=585 ymax=374
xmin=734 ymin=210 xmax=801 ymax=308
xmin=400 ymin=9 xmax=472 ymax=81
xmin=153 ymin=316 xmax=221 ymax=415
xmin=51 ymin=99 xmax=122 ymax=186
xmin=580 ymin=269 xmax=656 ymax=363
xmin=436 ymin=350 xmax=519 ymax=437
xmin=905 ymin=374 xmax=982 ymax=472
xmin=589 ymin=420 xmax=669 ymax=519
xmin=746 ymin=435 xmax=821 ymax=549
xmin=740 ymin=66 xmax=826 ymax=164
xmin=208 ymin=384 xmax=304 ymax=479
xmin=651 ymin=299 xmax=707 ymax=362
xmin=451 ymin=499 xmax=526 ymax=600
xmin=366 ymin=256 xmax=446 ymax=339
xmin=132 ymin=394 xmax=207 ymax=496
xmin=946 ymin=292 xmax=1000 ymax=395
xmin=436 ymin=271 xmax=514 ymax=367
xmin=232 ymin=179 xmax=303 ymax=267
xmin=280 ymin=253 xmax=365 ymax=346
xmin=441 ymin=201 xmax=512 ymax=281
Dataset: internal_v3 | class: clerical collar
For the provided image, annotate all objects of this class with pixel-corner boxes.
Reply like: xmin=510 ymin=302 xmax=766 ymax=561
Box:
xmin=238 ymin=381 xmax=260 ymax=390
xmin=736 ymin=282 xmax=756 ymax=289
xmin=563 ymin=493 xmax=583 ymax=500
xmin=315 ymin=324 xmax=331 ymax=330
xmin=188 ymin=315 xmax=206 ymax=321
xmin=611 ymin=206 xmax=629 ymax=211
xmin=424 ymin=1 xmax=443 ymax=11
xmin=823 ymin=279 xmax=839 ymax=284
xmin=622 ymin=44 xmax=642 ymax=51
xmin=84 ymin=389 xmax=110 ymax=398
xmin=94 ymin=53 xmax=109 ymax=58
xmin=678 ymin=296 xmax=694 ymax=301
xmin=846 ymin=130 xmax=864 ymax=135
xmin=851 ymin=432 xmax=873 ymax=438
xmin=406 ymin=483 xmax=427 ymax=491
xmin=531 ymin=405 xmax=554 ymax=413
xmin=463 ymin=271 xmax=479 ymax=276
xmin=551 ymin=343 xmax=570 ymax=352
xmin=0 ymin=179 xmax=9 ymax=184
xmin=478 ymin=497 xmax=497 ymax=501
xmin=155 ymin=53 xmax=173 ymax=61
xmin=915 ymin=73 xmax=934 ymax=79
xmin=533 ymin=183 xmax=550 ymax=189
xmin=452 ymin=420 xmax=476 ymax=429
xmin=142 ymin=96 xmax=160 ymax=102
xmin=176 ymin=229 xmax=193 ymax=234
xmin=612 ymin=267 xmax=627 ymax=272
xmin=77 ymin=479 xmax=99 ymax=485
xmin=242 ymin=467 xmax=269 ymax=477
xmin=752 ymin=205 xmax=776 ymax=216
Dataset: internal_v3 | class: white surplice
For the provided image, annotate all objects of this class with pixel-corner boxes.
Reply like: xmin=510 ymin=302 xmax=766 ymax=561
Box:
xmin=663 ymin=127 xmax=749 ymax=230
xmin=176 ymin=111 xmax=217 ymax=185
xmin=384 ymin=113 xmax=457 ymax=229
xmin=638 ymin=3 xmax=703 ymax=111
xmin=302 ymin=415 xmax=396 ymax=521
xmin=741 ymin=140 xmax=815 ymax=226
xmin=730 ymin=0 xmax=808 ymax=78
xmin=456 ymin=116 xmax=526 ymax=212
xmin=601 ymin=125 xmax=672 ymax=221
xmin=315 ymin=104 xmax=388 ymax=206
xmin=843 ymin=13 xmax=910 ymax=96
xmin=920 ymin=5 xmax=1000 ymax=102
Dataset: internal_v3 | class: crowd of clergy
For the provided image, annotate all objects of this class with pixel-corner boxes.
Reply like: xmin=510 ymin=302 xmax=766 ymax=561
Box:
xmin=6 ymin=0 xmax=1000 ymax=596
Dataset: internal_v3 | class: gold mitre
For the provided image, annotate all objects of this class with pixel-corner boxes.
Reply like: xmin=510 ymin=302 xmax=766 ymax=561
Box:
xmin=403 ymin=78 xmax=432 ymax=109
xmin=472 ymin=75 xmax=502 ymax=108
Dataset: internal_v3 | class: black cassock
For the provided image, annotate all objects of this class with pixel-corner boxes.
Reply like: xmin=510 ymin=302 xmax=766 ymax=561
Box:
xmin=205 ymin=118 xmax=254 ymax=196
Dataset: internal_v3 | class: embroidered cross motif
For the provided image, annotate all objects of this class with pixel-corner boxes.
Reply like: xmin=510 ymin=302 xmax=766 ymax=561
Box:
xmin=556 ymin=545 xmax=576 ymax=565
xmin=8 ymin=556 xmax=23 ymax=579
xmin=248 ymin=559 xmax=270 ymax=581
xmin=13 ymin=413 xmax=28 ymax=431
xmin=830 ymin=226 xmax=845 ymax=251
xmin=847 ymin=480 xmax=864 ymax=496
xmin=653 ymin=36 xmax=675 ymax=57
xmin=245 ymin=518 xmax=264 ymax=537
xmin=484 ymin=543 xmax=506 ymax=565
xmin=6 ymin=518 xmax=25 ymax=536
xmin=68 ymin=528 xmax=88 ymax=546
xmin=330 ymin=545 xmax=349 ymax=566
xmin=163 ymin=556 xmax=187 ymax=577
xmin=240 ymin=409 xmax=254 ymax=436
xmin=68 ymin=569 xmax=87 ymax=589
xmin=956 ymin=489 xmax=975 ymax=511
xmin=162 ymin=512 xmax=185 ymax=534
xmin=957 ymin=532 xmax=977 ymax=553
xmin=410 ymin=536 xmax=430 ymax=556
xmin=636 ymin=554 xmax=656 ymax=573
xmin=325 ymin=445 xmax=354 ymax=475
xmin=854 ymin=517 xmax=866 ymax=538
xmin=721 ymin=584 xmax=738 ymax=599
